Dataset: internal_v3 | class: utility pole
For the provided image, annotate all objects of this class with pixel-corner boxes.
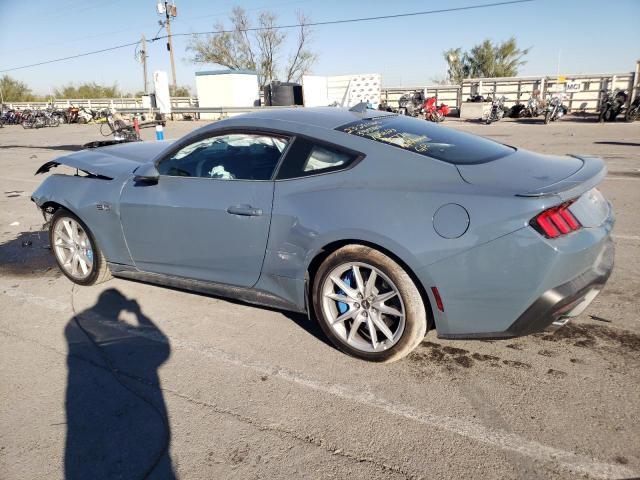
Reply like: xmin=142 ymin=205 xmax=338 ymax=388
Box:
xmin=141 ymin=34 xmax=149 ymax=94
xmin=157 ymin=1 xmax=178 ymax=92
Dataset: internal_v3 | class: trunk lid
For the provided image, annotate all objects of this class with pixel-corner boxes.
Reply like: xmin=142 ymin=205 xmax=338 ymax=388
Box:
xmin=456 ymin=149 xmax=593 ymax=197
xmin=35 ymin=140 xmax=173 ymax=178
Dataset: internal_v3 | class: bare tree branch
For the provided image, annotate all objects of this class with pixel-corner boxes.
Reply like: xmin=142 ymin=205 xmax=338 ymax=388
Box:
xmin=256 ymin=11 xmax=285 ymax=86
xmin=285 ymin=12 xmax=316 ymax=83
xmin=188 ymin=7 xmax=316 ymax=88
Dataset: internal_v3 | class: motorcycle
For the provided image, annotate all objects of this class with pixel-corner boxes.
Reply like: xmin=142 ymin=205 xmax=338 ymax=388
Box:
xmin=518 ymin=95 xmax=544 ymax=118
xmin=625 ymin=94 xmax=640 ymax=122
xmin=397 ymin=90 xmax=425 ymax=117
xmin=544 ymin=94 xmax=567 ymax=124
xmin=76 ymin=106 xmax=94 ymax=124
xmin=485 ymin=94 xmax=506 ymax=124
xmin=599 ymin=89 xmax=628 ymax=122
xmin=422 ymin=96 xmax=450 ymax=122
xmin=377 ymin=100 xmax=395 ymax=112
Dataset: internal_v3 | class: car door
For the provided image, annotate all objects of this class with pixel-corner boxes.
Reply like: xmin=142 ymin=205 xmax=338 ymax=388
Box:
xmin=119 ymin=131 xmax=289 ymax=287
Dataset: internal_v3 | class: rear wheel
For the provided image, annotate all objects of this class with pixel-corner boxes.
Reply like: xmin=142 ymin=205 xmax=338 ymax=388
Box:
xmin=626 ymin=107 xmax=639 ymax=122
xmin=49 ymin=209 xmax=112 ymax=285
xmin=313 ymin=245 xmax=427 ymax=363
xmin=598 ymin=107 xmax=609 ymax=123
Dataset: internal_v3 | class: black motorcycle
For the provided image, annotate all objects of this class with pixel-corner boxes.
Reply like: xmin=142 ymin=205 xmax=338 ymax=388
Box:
xmin=397 ymin=90 xmax=425 ymax=117
xmin=485 ymin=95 xmax=506 ymax=124
xmin=598 ymin=89 xmax=628 ymax=122
xmin=625 ymin=94 xmax=639 ymax=122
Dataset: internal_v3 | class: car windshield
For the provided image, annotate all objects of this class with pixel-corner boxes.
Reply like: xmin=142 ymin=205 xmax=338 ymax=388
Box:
xmin=336 ymin=115 xmax=515 ymax=164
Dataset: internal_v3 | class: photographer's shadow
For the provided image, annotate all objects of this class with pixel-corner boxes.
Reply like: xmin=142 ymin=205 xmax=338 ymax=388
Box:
xmin=64 ymin=288 xmax=174 ymax=479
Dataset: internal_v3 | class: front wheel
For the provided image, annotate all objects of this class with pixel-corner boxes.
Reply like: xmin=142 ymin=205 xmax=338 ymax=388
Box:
xmin=544 ymin=111 xmax=552 ymax=124
xmin=313 ymin=245 xmax=427 ymax=363
xmin=625 ymin=107 xmax=639 ymax=122
xmin=49 ymin=209 xmax=112 ymax=285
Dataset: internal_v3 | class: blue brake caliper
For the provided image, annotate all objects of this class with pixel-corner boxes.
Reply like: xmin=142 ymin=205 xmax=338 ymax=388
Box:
xmin=337 ymin=270 xmax=354 ymax=314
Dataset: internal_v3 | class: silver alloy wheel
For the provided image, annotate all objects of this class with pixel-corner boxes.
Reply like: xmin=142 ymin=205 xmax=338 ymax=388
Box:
xmin=52 ymin=217 xmax=94 ymax=280
xmin=321 ymin=262 xmax=406 ymax=353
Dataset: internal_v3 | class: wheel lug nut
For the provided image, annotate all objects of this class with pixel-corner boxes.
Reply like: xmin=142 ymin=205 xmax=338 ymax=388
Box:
xmin=354 ymin=303 xmax=360 ymax=309
xmin=362 ymin=311 xmax=368 ymax=317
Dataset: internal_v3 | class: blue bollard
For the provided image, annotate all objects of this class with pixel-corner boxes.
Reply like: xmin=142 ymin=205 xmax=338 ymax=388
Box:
xmin=155 ymin=124 xmax=164 ymax=140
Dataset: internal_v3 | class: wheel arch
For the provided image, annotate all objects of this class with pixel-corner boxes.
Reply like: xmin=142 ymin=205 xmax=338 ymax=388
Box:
xmin=305 ymin=239 xmax=435 ymax=331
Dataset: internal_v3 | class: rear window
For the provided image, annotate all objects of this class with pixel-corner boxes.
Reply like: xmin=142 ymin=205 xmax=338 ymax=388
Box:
xmin=336 ymin=115 xmax=514 ymax=164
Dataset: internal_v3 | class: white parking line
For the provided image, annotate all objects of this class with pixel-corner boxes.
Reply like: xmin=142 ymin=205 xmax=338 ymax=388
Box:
xmin=0 ymin=282 xmax=635 ymax=480
xmin=613 ymin=234 xmax=640 ymax=241
xmin=605 ymin=176 xmax=640 ymax=181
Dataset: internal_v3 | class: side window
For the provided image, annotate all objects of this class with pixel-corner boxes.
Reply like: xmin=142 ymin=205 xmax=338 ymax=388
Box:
xmin=157 ymin=133 xmax=288 ymax=180
xmin=276 ymin=137 xmax=360 ymax=180
xmin=303 ymin=145 xmax=352 ymax=172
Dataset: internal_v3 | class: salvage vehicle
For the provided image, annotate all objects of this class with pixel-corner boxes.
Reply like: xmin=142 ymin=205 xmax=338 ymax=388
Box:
xmin=32 ymin=107 xmax=614 ymax=362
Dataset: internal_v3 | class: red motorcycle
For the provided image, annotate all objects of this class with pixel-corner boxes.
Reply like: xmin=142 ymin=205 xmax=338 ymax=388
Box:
xmin=422 ymin=96 xmax=450 ymax=122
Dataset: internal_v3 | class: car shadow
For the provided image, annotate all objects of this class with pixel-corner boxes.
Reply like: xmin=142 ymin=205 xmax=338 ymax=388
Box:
xmin=115 ymin=276 xmax=336 ymax=351
xmin=64 ymin=288 xmax=175 ymax=479
xmin=0 ymin=144 xmax=83 ymax=151
xmin=593 ymin=141 xmax=640 ymax=147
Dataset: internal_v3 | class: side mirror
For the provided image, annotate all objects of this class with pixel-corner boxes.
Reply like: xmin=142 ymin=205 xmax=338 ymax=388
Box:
xmin=134 ymin=162 xmax=160 ymax=184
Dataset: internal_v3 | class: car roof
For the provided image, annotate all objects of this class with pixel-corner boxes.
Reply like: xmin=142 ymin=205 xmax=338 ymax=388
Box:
xmin=239 ymin=106 xmax=395 ymax=130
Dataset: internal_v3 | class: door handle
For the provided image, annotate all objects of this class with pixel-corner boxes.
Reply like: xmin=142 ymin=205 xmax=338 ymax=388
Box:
xmin=226 ymin=204 xmax=263 ymax=216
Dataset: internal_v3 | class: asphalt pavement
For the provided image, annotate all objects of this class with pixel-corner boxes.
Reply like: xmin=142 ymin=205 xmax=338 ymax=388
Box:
xmin=1 ymin=116 xmax=639 ymax=479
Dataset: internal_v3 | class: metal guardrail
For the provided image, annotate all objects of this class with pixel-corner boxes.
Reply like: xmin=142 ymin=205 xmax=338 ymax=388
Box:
xmin=116 ymin=105 xmax=299 ymax=114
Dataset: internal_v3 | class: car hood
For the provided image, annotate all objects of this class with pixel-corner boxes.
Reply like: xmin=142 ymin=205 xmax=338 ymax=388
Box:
xmin=455 ymin=149 xmax=600 ymax=197
xmin=35 ymin=140 xmax=174 ymax=178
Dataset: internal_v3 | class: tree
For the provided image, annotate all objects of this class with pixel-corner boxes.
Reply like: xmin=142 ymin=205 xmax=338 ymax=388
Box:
xmin=169 ymin=85 xmax=192 ymax=97
xmin=0 ymin=75 xmax=42 ymax=102
xmin=54 ymin=82 xmax=121 ymax=98
xmin=443 ymin=38 xmax=530 ymax=84
xmin=188 ymin=7 xmax=316 ymax=87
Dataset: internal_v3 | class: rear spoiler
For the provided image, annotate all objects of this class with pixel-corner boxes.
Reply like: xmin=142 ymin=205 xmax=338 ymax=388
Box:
xmin=516 ymin=155 xmax=606 ymax=201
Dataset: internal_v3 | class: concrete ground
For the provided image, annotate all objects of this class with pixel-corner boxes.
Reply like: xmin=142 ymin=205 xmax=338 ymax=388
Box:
xmin=0 ymin=116 xmax=639 ymax=480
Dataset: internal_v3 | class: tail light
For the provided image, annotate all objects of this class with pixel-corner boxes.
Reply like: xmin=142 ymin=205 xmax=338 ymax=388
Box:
xmin=530 ymin=202 xmax=582 ymax=238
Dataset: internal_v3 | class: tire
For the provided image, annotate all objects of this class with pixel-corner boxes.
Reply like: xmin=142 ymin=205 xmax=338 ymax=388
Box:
xmin=544 ymin=111 xmax=552 ymax=124
xmin=100 ymin=122 xmax=113 ymax=136
xmin=625 ymin=107 xmax=638 ymax=122
xmin=49 ymin=209 xmax=112 ymax=286
xmin=312 ymin=245 xmax=427 ymax=363
xmin=598 ymin=107 xmax=608 ymax=123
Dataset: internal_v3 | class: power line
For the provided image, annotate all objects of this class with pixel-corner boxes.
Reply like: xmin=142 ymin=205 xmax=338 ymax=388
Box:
xmin=1 ymin=41 xmax=142 ymax=73
xmin=0 ymin=0 xmax=533 ymax=74
xmin=158 ymin=0 xmax=534 ymax=40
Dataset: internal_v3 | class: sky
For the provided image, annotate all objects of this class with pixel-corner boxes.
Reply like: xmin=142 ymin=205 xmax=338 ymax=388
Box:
xmin=0 ymin=0 xmax=639 ymax=95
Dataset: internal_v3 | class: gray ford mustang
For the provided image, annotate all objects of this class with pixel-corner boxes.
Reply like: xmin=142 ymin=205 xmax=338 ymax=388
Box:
xmin=32 ymin=107 xmax=614 ymax=362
